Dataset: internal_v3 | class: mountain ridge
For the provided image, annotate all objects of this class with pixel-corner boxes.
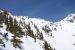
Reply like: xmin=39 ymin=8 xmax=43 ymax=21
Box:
xmin=0 ymin=9 xmax=75 ymax=50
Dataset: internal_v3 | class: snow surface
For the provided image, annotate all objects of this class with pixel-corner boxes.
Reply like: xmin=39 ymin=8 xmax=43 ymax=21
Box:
xmin=53 ymin=21 xmax=75 ymax=50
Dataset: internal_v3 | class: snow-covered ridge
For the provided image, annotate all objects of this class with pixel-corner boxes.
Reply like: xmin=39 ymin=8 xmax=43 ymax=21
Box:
xmin=0 ymin=9 xmax=75 ymax=50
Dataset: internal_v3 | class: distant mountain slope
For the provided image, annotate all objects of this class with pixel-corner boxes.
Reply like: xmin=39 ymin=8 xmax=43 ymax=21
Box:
xmin=0 ymin=9 xmax=75 ymax=50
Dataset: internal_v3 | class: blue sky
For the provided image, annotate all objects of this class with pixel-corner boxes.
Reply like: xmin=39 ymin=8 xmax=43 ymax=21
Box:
xmin=0 ymin=0 xmax=75 ymax=22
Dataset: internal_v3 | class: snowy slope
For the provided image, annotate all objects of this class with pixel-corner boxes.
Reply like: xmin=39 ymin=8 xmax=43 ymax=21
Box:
xmin=0 ymin=9 xmax=75 ymax=50
xmin=52 ymin=14 xmax=75 ymax=50
xmin=0 ymin=23 xmax=44 ymax=50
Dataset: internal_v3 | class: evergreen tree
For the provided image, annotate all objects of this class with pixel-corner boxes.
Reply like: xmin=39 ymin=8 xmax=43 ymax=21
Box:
xmin=26 ymin=23 xmax=34 ymax=38
xmin=34 ymin=34 xmax=36 ymax=42
xmin=44 ymin=41 xmax=53 ymax=50
xmin=11 ymin=36 xmax=23 ymax=49
xmin=5 ymin=16 xmax=8 ymax=25
xmin=40 ymin=32 xmax=43 ymax=40
xmin=13 ymin=18 xmax=19 ymax=35
xmin=26 ymin=32 xmax=27 ymax=38
xmin=34 ymin=24 xmax=39 ymax=32
xmin=3 ymin=44 xmax=5 ymax=47
xmin=50 ymin=33 xmax=52 ymax=37
xmin=3 ymin=33 xmax=8 ymax=41
xmin=68 ymin=19 xmax=74 ymax=23
xmin=36 ymin=31 xmax=43 ymax=40
xmin=3 ymin=10 xmax=8 ymax=15
xmin=54 ymin=28 xmax=57 ymax=31
xmin=9 ymin=16 xmax=14 ymax=33
xmin=34 ymin=24 xmax=37 ymax=29
xmin=0 ymin=39 xmax=4 ymax=44
xmin=18 ymin=26 xmax=25 ymax=37
xmin=54 ymin=48 xmax=56 ymax=50
xmin=13 ymin=18 xmax=24 ymax=37
xmin=5 ymin=17 xmax=10 ymax=31
xmin=42 ymin=26 xmax=51 ymax=33
xmin=30 ymin=30 xmax=34 ymax=38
